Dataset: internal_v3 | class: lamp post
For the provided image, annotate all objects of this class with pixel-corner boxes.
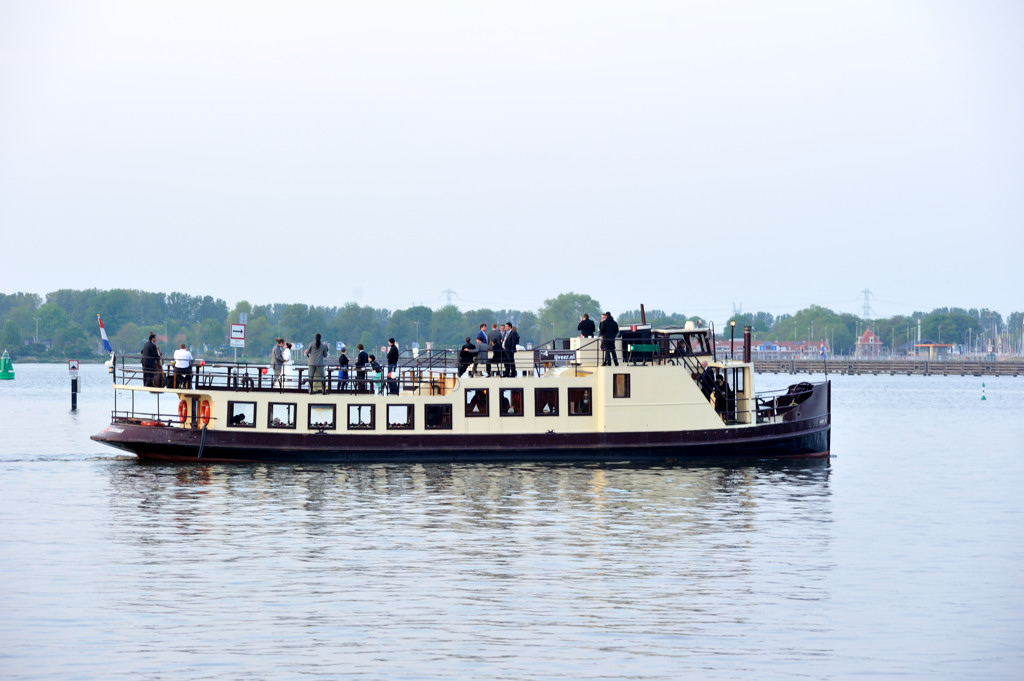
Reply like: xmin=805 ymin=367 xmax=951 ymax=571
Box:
xmin=730 ymin=320 xmax=736 ymax=360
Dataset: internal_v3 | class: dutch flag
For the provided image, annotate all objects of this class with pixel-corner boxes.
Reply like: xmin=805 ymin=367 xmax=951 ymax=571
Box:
xmin=97 ymin=314 xmax=113 ymax=353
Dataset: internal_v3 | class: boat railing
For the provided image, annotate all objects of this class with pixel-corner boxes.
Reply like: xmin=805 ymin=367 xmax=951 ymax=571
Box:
xmin=753 ymin=382 xmax=818 ymax=423
xmin=112 ymin=349 xmax=576 ymax=395
xmin=111 ymin=338 xmax=720 ymax=396
xmin=109 ymin=408 xmax=180 ymax=428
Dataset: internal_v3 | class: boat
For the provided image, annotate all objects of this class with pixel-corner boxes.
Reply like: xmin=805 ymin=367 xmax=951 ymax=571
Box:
xmin=91 ymin=322 xmax=831 ymax=465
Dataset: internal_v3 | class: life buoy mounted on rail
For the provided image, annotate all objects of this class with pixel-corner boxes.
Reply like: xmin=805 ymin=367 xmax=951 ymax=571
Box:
xmin=178 ymin=399 xmax=188 ymax=423
xmin=199 ymin=399 xmax=211 ymax=427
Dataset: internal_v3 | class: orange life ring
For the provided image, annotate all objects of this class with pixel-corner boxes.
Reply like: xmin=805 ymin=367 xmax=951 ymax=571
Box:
xmin=199 ymin=400 xmax=211 ymax=427
xmin=178 ymin=399 xmax=188 ymax=423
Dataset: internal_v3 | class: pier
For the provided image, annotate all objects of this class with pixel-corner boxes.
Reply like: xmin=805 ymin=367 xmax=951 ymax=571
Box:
xmin=753 ymin=359 xmax=1024 ymax=377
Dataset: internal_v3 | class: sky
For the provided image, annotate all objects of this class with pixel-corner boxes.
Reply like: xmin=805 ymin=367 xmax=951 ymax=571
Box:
xmin=2 ymin=0 xmax=1021 ymax=324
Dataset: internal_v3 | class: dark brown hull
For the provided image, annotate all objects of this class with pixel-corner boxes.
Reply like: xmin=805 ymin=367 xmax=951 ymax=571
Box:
xmin=92 ymin=417 xmax=830 ymax=465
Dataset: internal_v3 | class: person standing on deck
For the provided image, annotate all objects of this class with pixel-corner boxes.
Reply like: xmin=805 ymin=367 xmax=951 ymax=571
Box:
xmin=386 ymin=338 xmax=400 ymax=395
xmin=304 ymin=333 xmax=328 ymax=394
xmin=337 ymin=346 xmax=349 ymax=391
xmin=487 ymin=323 xmax=503 ymax=377
xmin=471 ymin=324 xmax=488 ymax=376
xmin=578 ymin=314 xmax=596 ymax=338
xmin=503 ymin=323 xmax=520 ymax=377
xmin=141 ymin=332 xmax=161 ymax=387
xmin=271 ymin=338 xmax=286 ymax=388
xmin=599 ymin=312 xmax=619 ymax=366
xmin=355 ymin=344 xmax=369 ymax=393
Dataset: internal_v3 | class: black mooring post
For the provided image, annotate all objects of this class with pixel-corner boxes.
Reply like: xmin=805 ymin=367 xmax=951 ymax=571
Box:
xmin=69 ymin=359 xmax=80 ymax=411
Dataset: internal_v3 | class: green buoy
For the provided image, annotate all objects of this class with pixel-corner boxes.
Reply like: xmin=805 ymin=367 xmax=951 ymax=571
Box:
xmin=981 ymin=382 xmax=986 ymax=401
xmin=0 ymin=349 xmax=14 ymax=380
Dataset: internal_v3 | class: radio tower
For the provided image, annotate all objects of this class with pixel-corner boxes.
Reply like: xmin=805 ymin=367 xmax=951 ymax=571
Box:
xmin=861 ymin=289 xmax=873 ymax=319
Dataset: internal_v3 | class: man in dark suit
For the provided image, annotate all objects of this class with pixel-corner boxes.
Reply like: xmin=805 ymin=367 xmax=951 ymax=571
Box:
xmin=386 ymin=338 xmax=400 ymax=395
xmin=141 ymin=332 xmax=161 ymax=387
xmin=577 ymin=314 xmax=596 ymax=338
xmin=355 ymin=344 xmax=369 ymax=393
xmin=487 ymin=323 xmax=502 ymax=376
xmin=599 ymin=312 xmax=619 ymax=366
xmin=503 ymin=322 xmax=520 ymax=377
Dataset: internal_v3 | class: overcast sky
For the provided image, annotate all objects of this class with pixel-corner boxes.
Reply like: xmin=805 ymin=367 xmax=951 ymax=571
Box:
xmin=2 ymin=1 xmax=1020 ymax=324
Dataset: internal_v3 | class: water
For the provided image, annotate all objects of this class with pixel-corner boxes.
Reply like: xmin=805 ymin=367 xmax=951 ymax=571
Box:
xmin=1 ymin=364 xmax=1022 ymax=680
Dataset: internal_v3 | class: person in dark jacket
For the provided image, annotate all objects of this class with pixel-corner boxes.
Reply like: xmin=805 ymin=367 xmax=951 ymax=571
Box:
xmin=386 ymin=338 xmax=400 ymax=395
xmin=458 ymin=337 xmax=476 ymax=377
xmin=141 ymin=332 xmax=161 ymax=387
xmin=503 ymin=323 xmax=520 ymax=377
xmin=489 ymin=323 xmax=504 ymax=376
xmin=355 ymin=344 xmax=369 ymax=393
xmin=699 ymin=360 xmax=715 ymax=399
xmin=714 ymin=374 xmax=733 ymax=421
xmin=577 ymin=314 xmax=596 ymax=338
xmin=599 ymin=312 xmax=619 ymax=366
xmin=368 ymin=354 xmax=383 ymax=393
xmin=337 ymin=347 xmax=349 ymax=392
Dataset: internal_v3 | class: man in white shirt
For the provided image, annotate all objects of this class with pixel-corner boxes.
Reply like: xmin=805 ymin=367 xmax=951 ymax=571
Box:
xmin=173 ymin=343 xmax=194 ymax=388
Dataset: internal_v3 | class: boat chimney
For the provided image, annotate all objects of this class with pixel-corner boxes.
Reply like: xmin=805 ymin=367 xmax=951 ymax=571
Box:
xmin=640 ymin=304 xmax=646 ymax=324
xmin=743 ymin=326 xmax=751 ymax=363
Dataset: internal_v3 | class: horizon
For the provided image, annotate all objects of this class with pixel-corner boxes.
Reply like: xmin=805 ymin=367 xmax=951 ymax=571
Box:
xmin=2 ymin=285 xmax=1018 ymax=326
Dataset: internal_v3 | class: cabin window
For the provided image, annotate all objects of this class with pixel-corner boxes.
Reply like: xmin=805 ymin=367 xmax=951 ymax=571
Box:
xmin=499 ymin=388 xmax=524 ymax=417
xmin=613 ymin=374 xmax=630 ymax=399
xmin=268 ymin=402 xmax=296 ymax=429
xmin=347 ymin=404 xmax=374 ymax=430
xmin=535 ymin=388 xmax=558 ymax=416
xmin=309 ymin=404 xmax=337 ymax=430
xmin=387 ymin=404 xmax=414 ymax=430
xmin=732 ymin=367 xmax=745 ymax=393
xmin=568 ymin=388 xmax=592 ymax=416
xmin=465 ymin=388 xmax=489 ymax=417
xmin=227 ymin=401 xmax=256 ymax=428
xmin=425 ymin=404 xmax=452 ymax=430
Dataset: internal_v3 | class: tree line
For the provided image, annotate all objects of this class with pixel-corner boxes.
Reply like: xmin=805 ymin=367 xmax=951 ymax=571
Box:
xmin=1 ymin=289 xmax=1020 ymax=361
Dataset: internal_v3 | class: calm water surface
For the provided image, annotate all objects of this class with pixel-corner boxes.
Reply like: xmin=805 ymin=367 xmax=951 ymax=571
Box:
xmin=1 ymin=364 xmax=1022 ymax=680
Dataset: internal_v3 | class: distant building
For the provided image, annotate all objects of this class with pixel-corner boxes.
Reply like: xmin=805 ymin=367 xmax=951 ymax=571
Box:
xmin=914 ymin=342 xmax=955 ymax=360
xmin=855 ymin=327 xmax=883 ymax=359
xmin=736 ymin=339 xmax=829 ymax=360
